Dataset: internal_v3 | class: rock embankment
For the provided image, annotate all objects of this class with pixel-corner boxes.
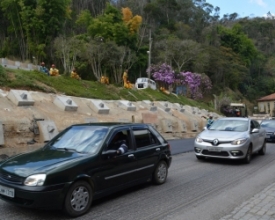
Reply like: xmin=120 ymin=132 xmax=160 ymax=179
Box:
xmin=0 ymin=89 xmax=219 ymax=157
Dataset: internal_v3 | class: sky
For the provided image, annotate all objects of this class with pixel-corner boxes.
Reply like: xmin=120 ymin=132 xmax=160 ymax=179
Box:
xmin=205 ymin=0 xmax=275 ymax=18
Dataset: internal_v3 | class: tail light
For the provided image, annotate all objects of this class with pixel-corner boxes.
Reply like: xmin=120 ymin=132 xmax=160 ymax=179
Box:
xmin=168 ymin=143 xmax=171 ymax=151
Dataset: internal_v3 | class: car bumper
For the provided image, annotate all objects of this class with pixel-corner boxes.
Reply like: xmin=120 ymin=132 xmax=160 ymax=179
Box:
xmin=0 ymin=180 xmax=71 ymax=209
xmin=194 ymin=142 xmax=249 ymax=159
xmin=167 ymin=156 xmax=172 ymax=168
xmin=265 ymin=134 xmax=275 ymax=142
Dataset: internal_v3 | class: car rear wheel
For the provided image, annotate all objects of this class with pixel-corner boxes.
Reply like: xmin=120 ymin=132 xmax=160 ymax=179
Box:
xmin=153 ymin=161 xmax=168 ymax=185
xmin=63 ymin=181 xmax=93 ymax=217
xmin=243 ymin=146 xmax=252 ymax=164
xmin=258 ymin=140 xmax=266 ymax=155
xmin=196 ymin=155 xmax=205 ymax=160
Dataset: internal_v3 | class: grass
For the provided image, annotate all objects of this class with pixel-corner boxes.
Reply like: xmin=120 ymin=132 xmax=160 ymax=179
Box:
xmin=0 ymin=66 xmax=216 ymax=112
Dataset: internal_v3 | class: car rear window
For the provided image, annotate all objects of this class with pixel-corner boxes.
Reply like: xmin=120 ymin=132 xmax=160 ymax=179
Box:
xmin=133 ymin=129 xmax=157 ymax=148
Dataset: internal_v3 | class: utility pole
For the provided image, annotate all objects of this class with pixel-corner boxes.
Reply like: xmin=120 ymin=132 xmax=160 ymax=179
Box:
xmin=147 ymin=29 xmax=152 ymax=78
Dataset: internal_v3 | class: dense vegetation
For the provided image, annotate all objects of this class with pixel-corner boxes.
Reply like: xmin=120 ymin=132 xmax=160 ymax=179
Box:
xmin=1 ymin=0 xmax=275 ymax=106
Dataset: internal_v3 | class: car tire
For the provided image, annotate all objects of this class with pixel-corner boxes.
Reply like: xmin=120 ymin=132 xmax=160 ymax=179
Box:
xmin=243 ymin=146 xmax=252 ymax=164
xmin=153 ymin=161 xmax=168 ymax=185
xmin=258 ymin=140 xmax=266 ymax=155
xmin=63 ymin=181 xmax=93 ymax=217
xmin=196 ymin=155 xmax=205 ymax=160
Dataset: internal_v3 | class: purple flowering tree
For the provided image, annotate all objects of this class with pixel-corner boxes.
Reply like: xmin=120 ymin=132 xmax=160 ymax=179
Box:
xmin=149 ymin=63 xmax=175 ymax=90
xmin=149 ymin=63 xmax=212 ymax=99
xmin=180 ymin=71 xmax=212 ymax=100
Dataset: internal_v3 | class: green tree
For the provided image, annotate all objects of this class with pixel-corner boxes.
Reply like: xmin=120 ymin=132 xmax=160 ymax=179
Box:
xmin=76 ymin=4 xmax=142 ymax=81
xmin=1 ymin=0 xmax=27 ymax=59
xmin=218 ymin=24 xmax=258 ymax=66
xmin=54 ymin=36 xmax=83 ymax=75
xmin=1 ymin=0 xmax=72 ymax=61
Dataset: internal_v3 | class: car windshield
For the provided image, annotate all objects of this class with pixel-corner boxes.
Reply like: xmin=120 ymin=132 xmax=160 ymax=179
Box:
xmin=209 ymin=120 xmax=248 ymax=132
xmin=50 ymin=126 xmax=108 ymax=153
xmin=261 ymin=120 xmax=275 ymax=128
xmin=137 ymin=78 xmax=148 ymax=83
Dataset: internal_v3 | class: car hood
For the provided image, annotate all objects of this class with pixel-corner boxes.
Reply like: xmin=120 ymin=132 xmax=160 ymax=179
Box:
xmin=0 ymin=149 xmax=86 ymax=177
xmin=263 ymin=127 xmax=275 ymax=133
xmin=199 ymin=130 xmax=247 ymax=140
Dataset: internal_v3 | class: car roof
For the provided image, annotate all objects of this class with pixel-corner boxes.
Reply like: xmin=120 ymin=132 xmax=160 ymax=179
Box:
xmin=70 ymin=122 xmax=149 ymax=128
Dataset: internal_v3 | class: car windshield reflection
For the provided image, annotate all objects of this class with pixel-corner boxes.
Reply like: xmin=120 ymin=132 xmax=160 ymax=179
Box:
xmin=50 ymin=126 xmax=108 ymax=153
xmin=209 ymin=120 xmax=248 ymax=132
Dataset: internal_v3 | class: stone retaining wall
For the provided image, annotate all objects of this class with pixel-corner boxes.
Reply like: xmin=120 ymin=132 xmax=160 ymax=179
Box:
xmin=0 ymin=58 xmax=39 ymax=71
xmin=0 ymin=89 xmax=220 ymax=157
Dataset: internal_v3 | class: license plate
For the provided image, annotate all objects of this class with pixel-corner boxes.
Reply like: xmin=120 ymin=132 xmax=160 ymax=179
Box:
xmin=208 ymin=147 xmax=222 ymax=152
xmin=0 ymin=185 xmax=14 ymax=198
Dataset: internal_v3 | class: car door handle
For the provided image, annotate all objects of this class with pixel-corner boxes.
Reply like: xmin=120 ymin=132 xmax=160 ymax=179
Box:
xmin=128 ymin=154 xmax=135 ymax=159
xmin=155 ymin=148 xmax=160 ymax=151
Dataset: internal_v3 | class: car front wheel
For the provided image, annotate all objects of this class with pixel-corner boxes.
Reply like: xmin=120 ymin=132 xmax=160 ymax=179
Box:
xmin=243 ymin=146 xmax=252 ymax=164
xmin=258 ymin=140 xmax=266 ymax=155
xmin=63 ymin=181 xmax=93 ymax=217
xmin=153 ymin=161 xmax=168 ymax=185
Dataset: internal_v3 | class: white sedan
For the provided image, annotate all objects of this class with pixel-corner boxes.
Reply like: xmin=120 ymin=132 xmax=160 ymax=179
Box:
xmin=194 ymin=117 xmax=266 ymax=163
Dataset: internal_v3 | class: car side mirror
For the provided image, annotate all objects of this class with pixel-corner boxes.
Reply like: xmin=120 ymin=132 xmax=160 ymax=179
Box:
xmin=251 ymin=128 xmax=259 ymax=133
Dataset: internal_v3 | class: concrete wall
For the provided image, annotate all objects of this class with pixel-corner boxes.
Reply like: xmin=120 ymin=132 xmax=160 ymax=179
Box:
xmin=0 ymin=58 xmax=39 ymax=71
xmin=0 ymin=89 xmax=220 ymax=157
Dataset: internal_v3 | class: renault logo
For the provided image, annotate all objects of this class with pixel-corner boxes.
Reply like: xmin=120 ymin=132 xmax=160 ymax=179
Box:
xmin=213 ymin=139 xmax=219 ymax=146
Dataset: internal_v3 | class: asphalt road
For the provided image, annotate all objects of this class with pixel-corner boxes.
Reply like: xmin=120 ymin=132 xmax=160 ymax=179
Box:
xmin=168 ymin=138 xmax=195 ymax=154
xmin=1 ymin=140 xmax=275 ymax=220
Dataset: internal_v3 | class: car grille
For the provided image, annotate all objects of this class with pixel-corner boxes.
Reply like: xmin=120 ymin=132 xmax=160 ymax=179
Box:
xmin=266 ymin=132 xmax=274 ymax=135
xmin=202 ymin=139 xmax=231 ymax=145
xmin=202 ymin=150 xmax=229 ymax=157
xmin=0 ymin=172 xmax=24 ymax=184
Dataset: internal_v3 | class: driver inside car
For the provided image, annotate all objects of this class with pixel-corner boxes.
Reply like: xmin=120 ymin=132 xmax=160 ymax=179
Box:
xmin=110 ymin=132 xmax=128 ymax=155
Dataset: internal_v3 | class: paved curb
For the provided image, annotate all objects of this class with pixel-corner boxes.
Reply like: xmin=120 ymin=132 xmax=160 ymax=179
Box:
xmin=220 ymin=183 xmax=275 ymax=220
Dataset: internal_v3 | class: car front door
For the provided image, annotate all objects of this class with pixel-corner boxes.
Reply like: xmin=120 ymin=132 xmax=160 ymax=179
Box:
xmin=95 ymin=128 xmax=139 ymax=191
xmin=252 ymin=120 xmax=265 ymax=150
xmin=250 ymin=120 xmax=261 ymax=151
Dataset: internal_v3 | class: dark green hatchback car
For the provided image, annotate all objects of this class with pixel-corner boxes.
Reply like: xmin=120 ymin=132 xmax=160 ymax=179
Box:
xmin=0 ymin=123 xmax=172 ymax=217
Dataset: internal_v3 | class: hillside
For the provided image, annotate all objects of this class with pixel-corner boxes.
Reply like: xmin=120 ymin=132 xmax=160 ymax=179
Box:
xmin=0 ymin=66 xmax=217 ymax=113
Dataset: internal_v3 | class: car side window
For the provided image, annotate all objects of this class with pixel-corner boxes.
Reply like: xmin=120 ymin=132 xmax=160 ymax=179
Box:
xmin=253 ymin=120 xmax=260 ymax=128
xmin=250 ymin=121 xmax=255 ymax=130
xmin=251 ymin=120 xmax=260 ymax=129
xmin=133 ymin=129 xmax=158 ymax=148
xmin=108 ymin=129 xmax=131 ymax=151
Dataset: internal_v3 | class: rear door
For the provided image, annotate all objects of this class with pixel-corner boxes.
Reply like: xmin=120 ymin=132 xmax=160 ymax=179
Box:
xmin=131 ymin=125 xmax=162 ymax=179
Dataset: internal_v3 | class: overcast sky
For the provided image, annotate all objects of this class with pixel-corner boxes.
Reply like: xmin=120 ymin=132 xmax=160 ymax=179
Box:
xmin=206 ymin=0 xmax=275 ymax=18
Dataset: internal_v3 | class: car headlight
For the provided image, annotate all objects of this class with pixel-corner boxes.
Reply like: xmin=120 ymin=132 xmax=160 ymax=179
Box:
xmin=24 ymin=174 xmax=46 ymax=186
xmin=231 ymin=138 xmax=247 ymax=145
xmin=195 ymin=137 xmax=203 ymax=143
